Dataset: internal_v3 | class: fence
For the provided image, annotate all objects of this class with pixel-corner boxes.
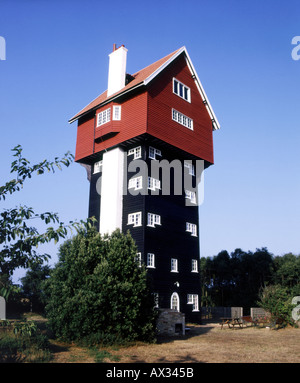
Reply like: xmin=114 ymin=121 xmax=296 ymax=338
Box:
xmin=201 ymin=306 xmax=243 ymax=321
xmin=250 ymin=307 xmax=270 ymax=320
xmin=201 ymin=306 xmax=272 ymax=322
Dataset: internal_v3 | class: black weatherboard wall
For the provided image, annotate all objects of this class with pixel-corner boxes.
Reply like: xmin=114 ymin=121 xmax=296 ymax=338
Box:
xmin=122 ymin=138 xmax=201 ymax=322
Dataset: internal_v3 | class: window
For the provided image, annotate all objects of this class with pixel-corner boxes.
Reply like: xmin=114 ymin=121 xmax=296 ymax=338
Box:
xmin=186 ymin=222 xmax=197 ymax=236
xmin=153 ymin=293 xmax=159 ymax=308
xmin=171 ymin=258 xmax=178 ymax=272
xmin=97 ymin=108 xmax=111 ymax=127
xmin=149 ymin=146 xmax=161 ymax=160
xmin=187 ymin=294 xmax=199 ymax=311
xmin=170 ymin=292 xmax=180 ymax=311
xmin=128 ymin=176 xmax=143 ymax=190
xmin=148 ymin=176 xmax=161 ymax=191
xmin=147 ymin=213 xmax=161 ymax=227
xmin=147 ymin=253 xmax=155 ymax=268
xmin=113 ymin=105 xmax=121 ymax=120
xmin=185 ymin=189 xmax=197 ymax=204
xmin=128 ymin=146 xmax=142 ymax=159
xmin=184 ymin=161 xmax=195 ymax=176
xmin=127 ymin=212 xmax=142 ymax=227
xmin=172 ymin=109 xmax=193 ymax=130
xmin=173 ymin=78 xmax=191 ymax=102
xmin=93 ymin=160 xmax=102 ymax=174
xmin=191 ymin=259 xmax=198 ymax=273
xmin=136 ymin=252 xmax=142 ymax=267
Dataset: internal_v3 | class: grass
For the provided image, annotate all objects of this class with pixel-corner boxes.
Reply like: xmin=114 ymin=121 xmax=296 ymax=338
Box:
xmin=1 ymin=314 xmax=299 ymax=363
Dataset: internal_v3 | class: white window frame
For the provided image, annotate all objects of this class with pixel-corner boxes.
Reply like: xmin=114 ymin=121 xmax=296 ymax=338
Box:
xmin=148 ymin=176 xmax=161 ymax=191
xmin=147 ymin=253 xmax=155 ymax=268
xmin=191 ymin=259 xmax=198 ymax=273
xmin=185 ymin=189 xmax=197 ymax=204
xmin=187 ymin=294 xmax=199 ymax=312
xmin=128 ymin=146 xmax=142 ymax=160
xmin=171 ymin=258 xmax=178 ymax=273
xmin=149 ymin=146 xmax=161 ymax=160
xmin=147 ymin=213 xmax=161 ymax=227
xmin=184 ymin=161 xmax=195 ymax=176
xmin=93 ymin=160 xmax=103 ymax=174
xmin=136 ymin=252 xmax=142 ymax=267
xmin=186 ymin=222 xmax=197 ymax=237
xmin=97 ymin=108 xmax=111 ymax=127
xmin=127 ymin=212 xmax=142 ymax=227
xmin=172 ymin=109 xmax=193 ymax=130
xmin=112 ymin=105 xmax=121 ymax=120
xmin=173 ymin=78 xmax=191 ymax=102
xmin=128 ymin=176 xmax=143 ymax=190
xmin=170 ymin=292 xmax=180 ymax=312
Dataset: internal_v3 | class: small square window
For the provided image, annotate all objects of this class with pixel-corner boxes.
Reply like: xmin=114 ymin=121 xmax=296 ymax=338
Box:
xmin=185 ymin=189 xmax=197 ymax=204
xmin=191 ymin=259 xmax=198 ymax=273
xmin=148 ymin=213 xmax=161 ymax=227
xmin=186 ymin=222 xmax=197 ymax=236
xmin=128 ymin=212 xmax=142 ymax=227
xmin=184 ymin=161 xmax=195 ymax=176
xmin=128 ymin=146 xmax=142 ymax=160
xmin=136 ymin=252 xmax=142 ymax=267
xmin=171 ymin=258 xmax=178 ymax=272
xmin=113 ymin=105 xmax=121 ymax=120
xmin=128 ymin=176 xmax=143 ymax=190
xmin=97 ymin=108 xmax=111 ymax=127
xmin=149 ymin=146 xmax=161 ymax=160
xmin=187 ymin=294 xmax=199 ymax=311
xmin=93 ymin=160 xmax=102 ymax=174
xmin=147 ymin=253 xmax=155 ymax=268
xmin=173 ymin=78 xmax=191 ymax=102
xmin=148 ymin=176 xmax=161 ymax=191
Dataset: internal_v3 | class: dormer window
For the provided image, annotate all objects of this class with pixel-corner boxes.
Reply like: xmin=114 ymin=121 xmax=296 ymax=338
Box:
xmin=173 ymin=78 xmax=191 ymax=102
xmin=97 ymin=108 xmax=111 ymax=127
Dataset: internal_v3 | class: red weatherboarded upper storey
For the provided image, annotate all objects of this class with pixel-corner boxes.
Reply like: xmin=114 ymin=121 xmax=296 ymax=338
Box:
xmin=70 ymin=47 xmax=219 ymax=164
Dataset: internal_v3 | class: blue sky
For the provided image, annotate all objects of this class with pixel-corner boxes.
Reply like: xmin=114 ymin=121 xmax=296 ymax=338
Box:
xmin=1 ymin=0 xmax=300 ymax=282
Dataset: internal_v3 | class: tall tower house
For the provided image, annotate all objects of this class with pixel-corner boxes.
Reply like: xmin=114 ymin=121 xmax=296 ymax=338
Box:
xmin=69 ymin=45 xmax=220 ymax=322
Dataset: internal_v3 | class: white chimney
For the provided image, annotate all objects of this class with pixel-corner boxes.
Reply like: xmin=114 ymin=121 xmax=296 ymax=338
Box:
xmin=107 ymin=44 xmax=128 ymax=97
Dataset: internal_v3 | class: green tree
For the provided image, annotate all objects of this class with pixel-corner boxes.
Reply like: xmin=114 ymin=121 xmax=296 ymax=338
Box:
xmin=258 ymin=284 xmax=296 ymax=326
xmin=272 ymin=253 xmax=300 ymax=289
xmin=21 ymin=263 xmax=51 ymax=313
xmin=45 ymin=228 xmax=157 ymax=344
xmin=0 ymin=145 xmax=91 ymax=298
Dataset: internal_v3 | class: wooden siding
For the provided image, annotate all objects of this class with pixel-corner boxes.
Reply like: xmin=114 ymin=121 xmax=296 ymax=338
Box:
xmin=147 ymin=55 xmax=214 ymax=164
xmin=75 ymin=55 xmax=214 ymax=166
xmin=75 ymin=113 xmax=95 ymax=162
xmin=75 ymin=92 xmax=148 ymax=163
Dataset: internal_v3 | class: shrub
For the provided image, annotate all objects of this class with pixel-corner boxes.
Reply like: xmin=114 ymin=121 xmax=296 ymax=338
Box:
xmin=45 ymin=228 xmax=157 ymax=344
xmin=258 ymin=284 xmax=295 ymax=326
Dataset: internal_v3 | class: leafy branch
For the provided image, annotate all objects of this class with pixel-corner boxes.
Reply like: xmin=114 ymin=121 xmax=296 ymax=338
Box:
xmin=0 ymin=145 xmax=96 ymax=288
xmin=0 ymin=145 xmax=74 ymax=201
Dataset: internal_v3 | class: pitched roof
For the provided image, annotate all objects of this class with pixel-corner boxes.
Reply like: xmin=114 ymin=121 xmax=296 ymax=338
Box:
xmin=69 ymin=47 xmax=220 ymax=130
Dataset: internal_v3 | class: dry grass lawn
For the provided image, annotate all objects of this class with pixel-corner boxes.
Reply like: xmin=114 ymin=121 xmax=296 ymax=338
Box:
xmin=50 ymin=323 xmax=300 ymax=363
